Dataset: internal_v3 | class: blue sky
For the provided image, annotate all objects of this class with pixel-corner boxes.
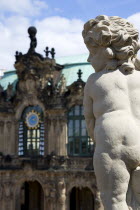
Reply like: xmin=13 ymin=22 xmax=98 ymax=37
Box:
xmin=0 ymin=0 xmax=140 ymax=72
xmin=42 ymin=0 xmax=140 ymax=21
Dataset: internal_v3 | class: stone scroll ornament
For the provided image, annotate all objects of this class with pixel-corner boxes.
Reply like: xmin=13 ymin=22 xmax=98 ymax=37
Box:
xmin=82 ymin=15 xmax=140 ymax=210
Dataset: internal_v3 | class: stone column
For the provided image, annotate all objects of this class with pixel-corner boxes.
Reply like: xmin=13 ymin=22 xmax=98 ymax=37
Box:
xmin=6 ymin=121 xmax=13 ymax=154
xmin=44 ymin=182 xmax=56 ymax=210
xmin=57 ymin=116 xmax=67 ymax=156
xmin=57 ymin=180 xmax=66 ymax=210
xmin=46 ymin=109 xmax=67 ymax=156
xmin=3 ymin=182 xmax=14 ymax=210
xmin=4 ymin=121 xmax=12 ymax=155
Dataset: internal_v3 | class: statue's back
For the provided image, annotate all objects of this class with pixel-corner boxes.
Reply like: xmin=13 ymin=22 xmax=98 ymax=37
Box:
xmin=88 ymin=69 xmax=140 ymax=168
xmin=90 ymin=69 xmax=140 ymax=121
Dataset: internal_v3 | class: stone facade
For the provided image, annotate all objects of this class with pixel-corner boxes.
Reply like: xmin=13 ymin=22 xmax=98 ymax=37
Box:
xmin=0 ymin=27 xmax=101 ymax=210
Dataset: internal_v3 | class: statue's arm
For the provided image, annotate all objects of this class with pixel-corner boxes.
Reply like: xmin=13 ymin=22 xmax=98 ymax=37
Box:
xmin=83 ymin=77 xmax=95 ymax=142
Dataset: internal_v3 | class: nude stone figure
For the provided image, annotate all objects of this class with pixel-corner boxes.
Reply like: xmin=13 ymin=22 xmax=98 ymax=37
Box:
xmin=82 ymin=15 xmax=140 ymax=210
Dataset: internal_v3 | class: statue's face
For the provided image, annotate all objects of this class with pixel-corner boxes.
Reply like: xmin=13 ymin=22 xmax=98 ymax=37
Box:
xmin=87 ymin=45 xmax=108 ymax=72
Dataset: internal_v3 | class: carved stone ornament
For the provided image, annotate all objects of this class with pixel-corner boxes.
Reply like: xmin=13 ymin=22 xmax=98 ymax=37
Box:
xmin=4 ymin=182 xmax=13 ymax=200
xmin=83 ymin=15 xmax=140 ymax=210
xmin=6 ymin=121 xmax=12 ymax=130
xmin=57 ymin=180 xmax=66 ymax=204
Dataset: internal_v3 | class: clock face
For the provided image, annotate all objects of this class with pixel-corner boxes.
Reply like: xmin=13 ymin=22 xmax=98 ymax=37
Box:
xmin=25 ymin=112 xmax=39 ymax=129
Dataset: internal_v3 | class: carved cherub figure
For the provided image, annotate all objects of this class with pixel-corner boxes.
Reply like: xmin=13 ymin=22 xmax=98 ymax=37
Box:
xmin=83 ymin=15 xmax=140 ymax=210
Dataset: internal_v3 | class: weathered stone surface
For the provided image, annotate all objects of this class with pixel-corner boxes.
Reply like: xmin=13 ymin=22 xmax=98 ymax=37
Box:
xmin=83 ymin=15 xmax=140 ymax=209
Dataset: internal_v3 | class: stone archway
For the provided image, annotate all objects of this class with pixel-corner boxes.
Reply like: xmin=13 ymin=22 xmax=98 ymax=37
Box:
xmin=70 ymin=187 xmax=94 ymax=210
xmin=20 ymin=180 xmax=44 ymax=210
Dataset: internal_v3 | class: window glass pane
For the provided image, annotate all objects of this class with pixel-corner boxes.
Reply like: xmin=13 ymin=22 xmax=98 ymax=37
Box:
xmin=19 ymin=135 xmax=23 ymax=138
xmin=75 ymin=120 xmax=80 ymax=136
xmin=74 ymin=138 xmax=80 ymax=154
xmin=40 ymin=132 xmax=44 ymax=136
xmin=81 ymin=106 xmax=84 ymax=115
xmin=32 ymin=142 xmax=36 ymax=149
xmin=68 ymin=108 xmax=74 ymax=116
xmin=40 ymin=123 xmax=44 ymax=128
xmin=81 ymin=138 xmax=87 ymax=154
xmin=27 ymin=142 xmax=33 ymax=150
xmin=69 ymin=137 xmax=73 ymax=154
xmin=81 ymin=120 xmax=87 ymax=136
xmin=19 ymin=130 xmax=23 ymax=134
xmin=40 ymin=141 xmax=44 ymax=145
xmin=68 ymin=120 xmax=73 ymax=136
xmin=32 ymin=130 xmax=36 ymax=138
xmin=75 ymin=105 xmax=80 ymax=116
xmin=27 ymin=130 xmax=31 ymax=138
xmin=37 ymin=142 xmax=40 ymax=149
xmin=27 ymin=138 xmax=31 ymax=142
xmin=37 ymin=130 xmax=40 ymax=138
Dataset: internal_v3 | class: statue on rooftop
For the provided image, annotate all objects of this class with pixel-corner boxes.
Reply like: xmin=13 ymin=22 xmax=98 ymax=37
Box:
xmin=28 ymin=26 xmax=37 ymax=54
xmin=82 ymin=15 xmax=140 ymax=210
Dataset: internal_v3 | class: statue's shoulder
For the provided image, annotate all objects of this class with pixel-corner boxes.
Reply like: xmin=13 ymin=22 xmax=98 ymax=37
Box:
xmin=84 ymin=73 xmax=95 ymax=93
xmin=87 ymin=73 xmax=96 ymax=83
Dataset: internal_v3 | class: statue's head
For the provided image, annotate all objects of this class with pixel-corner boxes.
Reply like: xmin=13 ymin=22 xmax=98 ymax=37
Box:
xmin=82 ymin=15 xmax=140 ymax=73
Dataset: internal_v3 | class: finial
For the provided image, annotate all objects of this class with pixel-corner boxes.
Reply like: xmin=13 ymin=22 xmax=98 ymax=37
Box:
xmin=15 ymin=51 xmax=22 ymax=63
xmin=51 ymin=48 xmax=55 ymax=59
xmin=44 ymin=47 xmax=49 ymax=57
xmin=77 ymin=69 xmax=83 ymax=80
xmin=28 ymin=26 xmax=37 ymax=54
xmin=44 ymin=46 xmax=56 ymax=59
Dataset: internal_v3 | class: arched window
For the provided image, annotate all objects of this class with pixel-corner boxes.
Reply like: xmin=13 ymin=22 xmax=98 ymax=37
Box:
xmin=18 ymin=105 xmax=44 ymax=156
xmin=67 ymin=105 xmax=93 ymax=156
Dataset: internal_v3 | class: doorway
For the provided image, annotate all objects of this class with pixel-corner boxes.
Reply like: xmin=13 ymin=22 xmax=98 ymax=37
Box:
xmin=20 ymin=181 xmax=44 ymax=210
xmin=70 ymin=187 xmax=94 ymax=210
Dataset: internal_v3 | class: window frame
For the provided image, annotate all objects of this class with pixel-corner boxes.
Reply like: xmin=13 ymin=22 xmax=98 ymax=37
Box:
xmin=67 ymin=105 xmax=93 ymax=157
xmin=18 ymin=106 xmax=45 ymax=157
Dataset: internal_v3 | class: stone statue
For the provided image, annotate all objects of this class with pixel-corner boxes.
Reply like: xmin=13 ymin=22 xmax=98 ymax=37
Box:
xmin=28 ymin=26 xmax=37 ymax=54
xmin=82 ymin=15 xmax=140 ymax=210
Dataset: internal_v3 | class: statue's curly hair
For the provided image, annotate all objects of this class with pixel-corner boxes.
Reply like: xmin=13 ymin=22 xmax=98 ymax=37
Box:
xmin=82 ymin=15 xmax=140 ymax=73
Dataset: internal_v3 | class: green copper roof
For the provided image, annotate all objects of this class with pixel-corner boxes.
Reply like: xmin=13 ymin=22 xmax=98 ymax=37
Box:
xmin=0 ymin=53 xmax=94 ymax=90
xmin=61 ymin=63 xmax=93 ymax=86
xmin=56 ymin=53 xmax=94 ymax=86
xmin=0 ymin=70 xmax=17 ymax=90
xmin=56 ymin=53 xmax=89 ymax=65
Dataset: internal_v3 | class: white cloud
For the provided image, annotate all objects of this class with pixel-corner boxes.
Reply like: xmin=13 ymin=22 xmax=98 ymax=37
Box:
xmin=1 ymin=12 xmax=140 ymax=73
xmin=35 ymin=16 xmax=87 ymax=57
xmin=0 ymin=0 xmax=48 ymax=16
xmin=127 ymin=13 xmax=140 ymax=31
xmin=0 ymin=16 xmax=30 ymax=71
xmin=0 ymin=15 xmax=88 ymax=71
xmin=127 ymin=13 xmax=140 ymax=58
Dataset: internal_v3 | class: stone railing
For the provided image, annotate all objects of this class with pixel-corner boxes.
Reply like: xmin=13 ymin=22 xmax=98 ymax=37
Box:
xmin=0 ymin=155 xmax=93 ymax=171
